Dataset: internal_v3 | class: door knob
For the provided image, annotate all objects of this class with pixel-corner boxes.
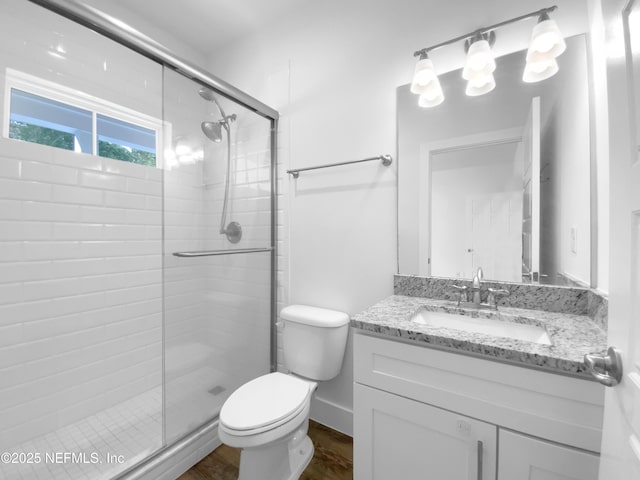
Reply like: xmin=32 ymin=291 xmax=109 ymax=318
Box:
xmin=583 ymin=347 xmax=623 ymax=387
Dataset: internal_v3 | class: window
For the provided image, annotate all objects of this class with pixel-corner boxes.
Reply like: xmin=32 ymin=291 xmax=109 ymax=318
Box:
xmin=9 ymin=88 xmax=92 ymax=152
xmin=97 ymin=114 xmax=156 ymax=166
xmin=4 ymin=69 xmax=162 ymax=167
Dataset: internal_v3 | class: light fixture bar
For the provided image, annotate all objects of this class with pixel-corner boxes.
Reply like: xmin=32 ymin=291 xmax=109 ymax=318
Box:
xmin=413 ymin=5 xmax=558 ymax=58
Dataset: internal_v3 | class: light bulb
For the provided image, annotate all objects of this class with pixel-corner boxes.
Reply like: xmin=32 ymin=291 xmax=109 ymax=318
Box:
xmin=526 ymin=17 xmax=566 ymax=63
xmin=462 ymin=39 xmax=496 ymax=81
xmin=523 ymin=58 xmax=559 ymax=83
xmin=411 ymin=55 xmax=440 ymax=95
xmin=465 ymin=72 xmax=496 ymax=96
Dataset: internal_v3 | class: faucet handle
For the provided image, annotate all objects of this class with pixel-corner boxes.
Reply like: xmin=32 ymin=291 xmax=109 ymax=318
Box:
xmin=487 ymin=288 xmax=509 ymax=310
xmin=449 ymin=284 xmax=468 ymax=306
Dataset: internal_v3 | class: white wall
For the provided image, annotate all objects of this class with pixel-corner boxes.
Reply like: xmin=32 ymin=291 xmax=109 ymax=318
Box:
xmin=206 ymin=0 xmax=591 ymax=434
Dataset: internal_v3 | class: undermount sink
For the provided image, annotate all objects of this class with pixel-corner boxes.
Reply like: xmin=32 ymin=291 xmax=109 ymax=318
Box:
xmin=411 ymin=308 xmax=552 ymax=345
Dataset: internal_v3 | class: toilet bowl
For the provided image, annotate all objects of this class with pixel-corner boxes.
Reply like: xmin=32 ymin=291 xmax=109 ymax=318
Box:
xmin=218 ymin=305 xmax=350 ymax=480
xmin=219 ymin=372 xmax=317 ymax=480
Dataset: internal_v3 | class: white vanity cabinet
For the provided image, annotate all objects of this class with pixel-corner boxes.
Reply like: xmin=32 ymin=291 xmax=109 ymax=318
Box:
xmin=355 ymin=383 xmax=496 ymax=479
xmin=497 ymin=430 xmax=599 ymax=480
xmin=353 ymin=333 xmax=604 ymax=480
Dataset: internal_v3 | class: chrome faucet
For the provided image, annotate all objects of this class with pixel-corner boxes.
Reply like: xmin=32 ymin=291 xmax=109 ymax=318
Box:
xmin=470 ymin=267 xmax=483 ymax=306
xmin=448 ymin=266 xmax=509 ymax=310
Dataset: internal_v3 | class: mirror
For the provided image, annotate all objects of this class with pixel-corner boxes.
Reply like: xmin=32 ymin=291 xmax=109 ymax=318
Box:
xmin=398 ymin=34 xmax=593 ymax=287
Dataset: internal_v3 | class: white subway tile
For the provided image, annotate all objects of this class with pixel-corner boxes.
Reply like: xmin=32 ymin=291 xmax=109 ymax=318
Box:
xmin=102 ymin=158 xmax=148 ymax=179
xmin=79 ymin=170 xmax=127 ymax=191
xmin=0 ymin=282 xmax=23 ymax=305
xmin=0 ymin=199 xmax=23 ymax=220
xmin=102 ymin=224 xmax=147 ymax=240
xmin=126 ymin=177 xmax=161 ymax=196
xmin=52 ymin=149 xmax=102 ymax=171
xmin=22 ymin=277 xmax=84 ymax=302
xmin=52 ymin=223 xmax=103 ymax=240
xmin=145 ymin=195 xmax=162 ymax=211
xmin=124 ymin=208 xmax=162 ymax=226
xmin=52 ymin=184 xmax=103 ymax=206
xmin=23 ymin=201 xmax=80 ymax=222
xmin=23 ymin=241 xmax=83 ymax=261
xmin=48 ymin=292 xmax=107 ymax=318
xmin=80 ymin=205 xmax=126 ymax=224
xmin=0 ymin=158 xmax=20 ymax=178
xmin=50 ymin=258 xmax=105 ymax=278
xmin=0 ymin=323 xmax=24 ymax=348
xmin=21 ymin=161 xmax=78 ymax=185
xmin=104 ymin=190 xmax=145 ymax=209
xmin=0 ymin=179 xmax=52 ymax=202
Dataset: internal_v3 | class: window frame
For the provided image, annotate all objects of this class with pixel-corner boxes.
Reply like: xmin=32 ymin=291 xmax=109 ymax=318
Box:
xmin=3 ymin=68 xmax=164 ymax=168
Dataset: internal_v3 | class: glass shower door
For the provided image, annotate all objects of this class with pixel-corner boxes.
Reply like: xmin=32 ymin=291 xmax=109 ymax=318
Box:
xmin=162 ymin=69 xmax=273 ymax=443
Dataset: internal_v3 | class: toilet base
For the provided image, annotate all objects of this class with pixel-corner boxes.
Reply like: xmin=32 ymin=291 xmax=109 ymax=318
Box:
xmin=237 ymin=421 xmax=314 ymax=480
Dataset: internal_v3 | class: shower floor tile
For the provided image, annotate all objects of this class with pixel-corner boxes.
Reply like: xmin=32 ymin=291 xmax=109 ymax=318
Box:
xmin=0 ymin=387 xmax=163 ymax=480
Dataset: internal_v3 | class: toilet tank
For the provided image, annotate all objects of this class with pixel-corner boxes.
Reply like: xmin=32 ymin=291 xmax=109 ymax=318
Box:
xmin=280 ymin=305 xmax=350 ymax=381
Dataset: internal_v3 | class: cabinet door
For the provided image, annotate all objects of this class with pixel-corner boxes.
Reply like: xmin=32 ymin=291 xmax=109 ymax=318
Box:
xmin=354 ymin=383 xmax=497 ymax=480
xmin=498 ymin=430 xmax=599 ymax=480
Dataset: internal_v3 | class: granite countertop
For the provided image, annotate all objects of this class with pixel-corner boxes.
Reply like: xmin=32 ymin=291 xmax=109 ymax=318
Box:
xmin=351 ymin=295 xmax=608 ymax=379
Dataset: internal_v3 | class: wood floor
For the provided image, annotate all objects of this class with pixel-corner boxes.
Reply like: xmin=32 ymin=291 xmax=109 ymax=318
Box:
xmin=177 ymin=420 xmax=353 ymax=480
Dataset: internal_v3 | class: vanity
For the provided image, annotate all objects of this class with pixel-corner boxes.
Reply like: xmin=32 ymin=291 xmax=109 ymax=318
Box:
xmin=367 ymin=7 xmax=612 ymax=476
xmin=351 ymin=276 xmax=607 ymax=480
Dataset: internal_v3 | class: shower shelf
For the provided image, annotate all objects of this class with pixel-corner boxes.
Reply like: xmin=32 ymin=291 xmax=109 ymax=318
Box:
xmin=173 ymin=247 xmax=273 ymax=257
xmin=286 ymin=154 xmax=392 ymax=178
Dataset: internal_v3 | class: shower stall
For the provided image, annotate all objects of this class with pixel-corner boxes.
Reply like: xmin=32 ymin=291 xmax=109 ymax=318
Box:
xmin=0 ymin=1 xmax=277 ymax=479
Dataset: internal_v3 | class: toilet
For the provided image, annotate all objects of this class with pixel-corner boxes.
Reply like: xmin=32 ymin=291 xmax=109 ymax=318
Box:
xmin=218 ymin=304 xmax=350 ymax=480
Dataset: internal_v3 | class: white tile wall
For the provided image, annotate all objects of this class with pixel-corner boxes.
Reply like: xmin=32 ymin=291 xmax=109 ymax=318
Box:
xmin=0 ymin=139 xmax=163 ymax=452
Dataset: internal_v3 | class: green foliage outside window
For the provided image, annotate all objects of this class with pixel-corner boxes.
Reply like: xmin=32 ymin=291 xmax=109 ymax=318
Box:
xmin=98 ymin=141 xmax=156 ymax=166
xmin=9 ymin=120 xmax=74 ymax=150
xmin=8 ymin=121 xmax=156 ymax=167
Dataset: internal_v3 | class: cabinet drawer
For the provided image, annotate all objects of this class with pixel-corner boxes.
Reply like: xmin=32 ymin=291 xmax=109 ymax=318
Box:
xmin=498 ymin=429 xmax=599 ymax=480
xmin=354 ymin=332 xmax=604 ymax=452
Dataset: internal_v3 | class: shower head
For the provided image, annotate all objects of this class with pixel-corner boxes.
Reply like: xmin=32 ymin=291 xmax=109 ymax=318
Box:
xmin=201 ymin=114 xmax=236 ymax=143
xmin=198 ymin=86 xmax=217 ymax=102
xmin=201 ymin=121 xmax=224 ymax=143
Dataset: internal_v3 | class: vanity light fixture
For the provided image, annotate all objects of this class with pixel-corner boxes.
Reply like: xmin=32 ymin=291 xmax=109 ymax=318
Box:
xmin=410 ymin=52 xmax=445 ymax=106
xmin=411 ymin=5 xmax=564 ymax=107
xmin=462 ymin=32 xmax=497 ymax=96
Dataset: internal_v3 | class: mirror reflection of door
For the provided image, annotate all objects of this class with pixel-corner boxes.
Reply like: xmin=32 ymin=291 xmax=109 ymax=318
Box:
xmin=429 ymin=131 xmax=523 ymax=281
xmin=521 ymin=96 xmax=541 ymax=283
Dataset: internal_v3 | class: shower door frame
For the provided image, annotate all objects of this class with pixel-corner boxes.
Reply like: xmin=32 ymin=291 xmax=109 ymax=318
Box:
xmin=28 ymin=0 xmax=278 ymax=369
xmin=26 ymin=0 xmax=279 ymax=476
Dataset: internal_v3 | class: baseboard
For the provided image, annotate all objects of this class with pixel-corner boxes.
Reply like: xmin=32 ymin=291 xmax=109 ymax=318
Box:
xmin=310 ymin=395 xmax=353 ymax=437
xmin=117 ymin=420 xmax=221 ymax=480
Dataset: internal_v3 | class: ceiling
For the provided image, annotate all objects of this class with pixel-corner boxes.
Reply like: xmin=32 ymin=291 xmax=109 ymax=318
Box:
xmin=106 ymin=0 xmax=304 ymax=54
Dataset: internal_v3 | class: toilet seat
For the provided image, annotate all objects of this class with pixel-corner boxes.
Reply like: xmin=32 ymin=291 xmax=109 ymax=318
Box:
xmin=220 ymin=372 xmax=313 ymax=436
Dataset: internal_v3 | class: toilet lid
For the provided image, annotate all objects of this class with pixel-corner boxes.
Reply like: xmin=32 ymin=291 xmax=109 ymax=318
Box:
xmin=220 ymin=372 xmax=312 ymax=432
